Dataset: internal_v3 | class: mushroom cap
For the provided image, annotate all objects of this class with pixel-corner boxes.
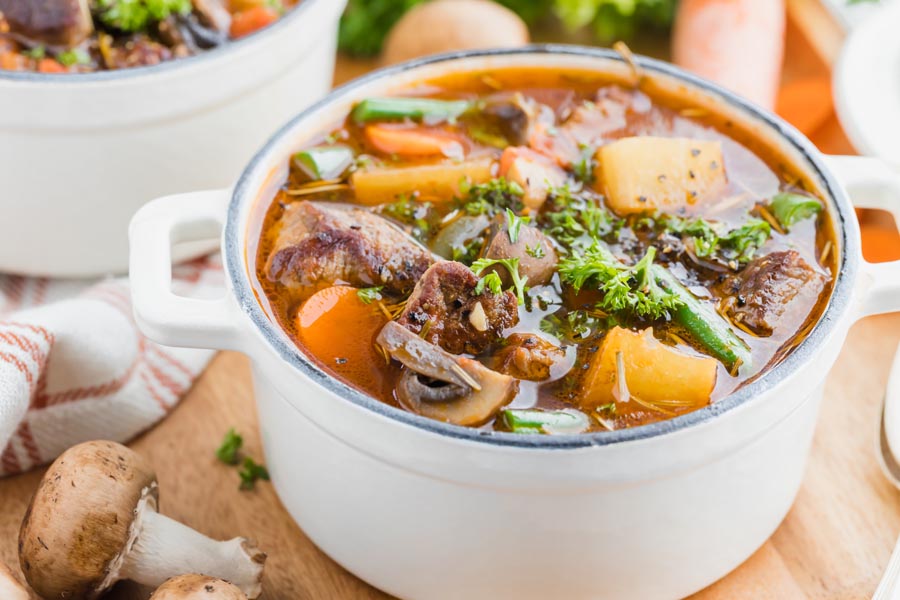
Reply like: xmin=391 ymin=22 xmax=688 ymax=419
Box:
xmin=19 ymin=441 xmax=157 ymax=600
xmin=0 ymin=560 xmax=29 ymax=600
xmin=382 ymin=0 xmax=529 ymax=65
xmin=150 ymin=574 xmax=248 ymax=600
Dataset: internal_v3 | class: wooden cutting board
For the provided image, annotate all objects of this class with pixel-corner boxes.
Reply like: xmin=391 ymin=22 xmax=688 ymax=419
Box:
xmin=3 ymin=6 xmax=900 ymax=599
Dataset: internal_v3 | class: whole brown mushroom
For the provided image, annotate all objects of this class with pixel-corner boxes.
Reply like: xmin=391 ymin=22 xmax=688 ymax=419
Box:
xmin=382 ymin=0 xmax=529 ymax=65
xmin=151 ymin=574 xmax=248 ymax=600
xmin=0 ymin=560 xmax=29 ymax=600
xmin=19 ymin=441 xmax=265 ymax=600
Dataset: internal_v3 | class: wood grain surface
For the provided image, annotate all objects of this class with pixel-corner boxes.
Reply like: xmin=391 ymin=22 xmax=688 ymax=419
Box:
xmin=3 ymin=7 xmax=900 ymax=599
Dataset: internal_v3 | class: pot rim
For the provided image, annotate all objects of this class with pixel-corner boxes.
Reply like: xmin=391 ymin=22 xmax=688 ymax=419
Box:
xmin=0 ymin=0 xmax=323 ymax=84
xmin=226 ymin=45 xmax=859 ymax=450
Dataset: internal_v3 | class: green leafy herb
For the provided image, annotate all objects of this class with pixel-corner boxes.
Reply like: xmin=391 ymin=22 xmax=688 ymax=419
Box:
xmin=471 ymin=257 xmax=529 ymax=305
xmin=238 ymin=457 xmax=270 ymax=491
xmin=505 ymin=208 xmax=531 ymax=244
xmin=216 ymin=428 xmax=243 ymax=465
xmin=646 ymin=214 xmax=771 ymax=268
xmin=559 ymin=243 xmax=682 ymax=321
xmin=769 ymin=192 xmax=822 ymax=230
xmin=357 ymin=286 xmax=384 ymax=304
xmin=573 ymin=144 xmax=596 ymax=184
xmin=379 ymin=196 xmax=434 ymax=241
xmin=56 ymin=48 xmax=90 ymax=67
xmin=95 ymin=0 xmax=192 ymax=32
xmin=525 ymin=243 xmax=545 ymax=259
xmin=474 ymin=271 xmax=503 ymax=295
xmin=543 ymin=186 xmax=621 ymax=250
xmin=24 ymin=46 xmax=46 ymax=60
xmin=460 ymin=178 xmax=524 ymax=216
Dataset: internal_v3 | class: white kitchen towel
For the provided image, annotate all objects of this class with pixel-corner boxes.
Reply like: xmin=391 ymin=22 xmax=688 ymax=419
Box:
xmin=0 ymin=254 xmax=222 ymax=476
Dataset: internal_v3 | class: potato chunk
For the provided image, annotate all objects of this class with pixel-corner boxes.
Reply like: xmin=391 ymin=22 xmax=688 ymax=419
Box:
xmin=580 ymin=327 xmax=717 ymax=410
xmin=352 ymin=157 xmax=494 ymax=205
xmin=595 ymin=137 xmax=726 ymax=215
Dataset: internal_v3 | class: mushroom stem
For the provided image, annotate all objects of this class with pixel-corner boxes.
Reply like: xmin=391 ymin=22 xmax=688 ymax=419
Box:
xmin=109 ymin=493 xmax=264 ymax=599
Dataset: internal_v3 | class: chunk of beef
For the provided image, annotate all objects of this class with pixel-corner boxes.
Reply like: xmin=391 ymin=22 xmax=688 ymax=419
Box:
xmin=267 ymin=201 xmax=434 ymax=295
xmin=0 ymin=0 xmax=92 ymax=46
xmin=397 ymin=261 xmax=519 ymax=355
xmin=483 ymin=215 xmax=558 ymax=287
xmin=720 ymin=250 xmax=827 ymax=336
xmin=490 ymin=333 xmax=564 ymax=381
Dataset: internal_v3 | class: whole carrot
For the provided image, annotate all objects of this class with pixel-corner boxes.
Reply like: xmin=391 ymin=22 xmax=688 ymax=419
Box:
xmin=672 ymin=0 xmax=785 ymax=110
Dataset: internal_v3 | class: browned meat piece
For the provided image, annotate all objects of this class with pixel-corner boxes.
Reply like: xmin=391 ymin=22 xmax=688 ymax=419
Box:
xmin=105 ymin=37 xmax=178 ymax=69
xmin=397 ymin=261 xmax=519 ymax=355
xmin=720 ymin=250 xmax=827 ymax=337
xmin=0 ymin=0 xmax=92 ymax=46
xmin=490 ymin=333 xmax=564 ymax=381
xmin=267 ymin=201 xmax=433 ymax=295
xmin=483 ymin=215 xmax=558 ymax=286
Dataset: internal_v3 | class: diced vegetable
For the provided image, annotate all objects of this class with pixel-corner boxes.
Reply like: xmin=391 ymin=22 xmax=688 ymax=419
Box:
xmin=499 ymin=146 xmax=567 ymax=210
xmin=351 ymin=157 xmax=494 ymax=205
xmin=351 ymin=97 xmax=473 ymax=124
xmin=365 ymin=124 xmax=462 ymax=156
xmin=501 ymin=409 xmax=590 ymax=434
xmin=596 ymin=137 xmax=727 ymax=215
xmin=37 ymin=58 xmax=66 ymax=73
xmin=652 ymin=266 xmax=752 ymax=370
xmin=293 ymin=146 xmax=354 ymax=181
xmin=230 ymin=6 xmax=279 ymax=39
xmin=769 ymin=192 xmax=822 ymax=231
xmin=580 ymin=327 xmax=718 ymax=410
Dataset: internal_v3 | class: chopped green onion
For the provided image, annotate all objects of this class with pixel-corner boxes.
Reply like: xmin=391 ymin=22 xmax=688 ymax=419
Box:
xmin=351 ymin=97 xmax=473 ymax=124
xmin=216 ymin=428 xmax=243 ymax=465
xmin=501 ymin=409 xmax=590 ymax=434
xmin=293 ymin=146 xmax=354 ymax=181
xmin=769 ymin=192 xmax=822 ymax=231
xmin=357 ymin=286 xmax=384 ymax=304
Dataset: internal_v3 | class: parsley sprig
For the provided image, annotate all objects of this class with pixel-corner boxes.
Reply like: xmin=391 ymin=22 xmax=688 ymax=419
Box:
xmin=471 ymin=257 xmax=529 ymax=305
xmin=558 ymin=243 xmax=682 ymax=321
xmin=95 ymin=0 xmax=192 ymax=33
xmin=216 ymin=428 xmax=270 ymax=491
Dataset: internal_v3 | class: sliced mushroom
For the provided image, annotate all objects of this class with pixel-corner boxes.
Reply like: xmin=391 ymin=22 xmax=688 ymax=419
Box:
xmin=377 ymin=322 xmax=518 ymax=426
xmin=0 ymin=561 xmax=28 ymax=600
xmin=151 ymin=574 xmax=248 ymax=599
xmin=0 ymin=0 xmax=93 ymax=47
xmin=479 ymin=93 xmax=547 ymax=146
xmin=191 ymin=0 xmax=231 ymax=33
xmin=483 ymin=215 xmax=558 ymax=286
xmin=19 ymin=441 xmax=265 ymax=600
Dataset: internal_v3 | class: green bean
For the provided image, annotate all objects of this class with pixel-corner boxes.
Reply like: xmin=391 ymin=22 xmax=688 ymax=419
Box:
xmin=292 ymin=146 xmax=354 ymax=181
xmin=351 ymin=97 xmax=473 ymax=124
xmin=652 ymin=265 xmax=752 ymax=372
xmin=501 ymin=409 xmax=590 ymax=435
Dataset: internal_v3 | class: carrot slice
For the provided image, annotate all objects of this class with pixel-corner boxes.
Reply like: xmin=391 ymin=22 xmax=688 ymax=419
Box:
xmin=295 ymin=286 xmax=392 ymax=397
xmin=37 ymin=58 xmax=66 ymax=74
xmin=776 ymin=76 xmax=833 ymax=137
xmin=365 ymin=124 xmax=463 ymax=157
xmin=672 ymin=0 xmax=785 ymax=110
xmin=229 ymin=6 xmax=279 ymax=39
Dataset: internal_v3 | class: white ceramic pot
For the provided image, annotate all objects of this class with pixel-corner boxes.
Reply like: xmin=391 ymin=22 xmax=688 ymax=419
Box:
xmin=129 ymin=48 xmax=900 ymax=600
xmin=0 ymin=0 xmax=346 ymax=278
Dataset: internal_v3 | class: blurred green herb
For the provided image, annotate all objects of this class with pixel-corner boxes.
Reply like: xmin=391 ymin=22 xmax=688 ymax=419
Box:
xmin=357 ymin=286 xmax=384 ymax=304
xmin=95 ymin=0 xmax=192 ymax=33
xmin=339 ymin=0 xmax=678 ymax=57
xmin=216 ymin=428 xmax=243 ymax=465
xmin=238 ymin=458 xmax=270 ymax=491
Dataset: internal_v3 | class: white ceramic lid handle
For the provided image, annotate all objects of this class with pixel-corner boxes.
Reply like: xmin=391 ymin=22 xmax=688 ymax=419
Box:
xmin=825 ymin=155 xmax=900 ymax=318
xmin=129 ymin=189 xmax=242 ymax=351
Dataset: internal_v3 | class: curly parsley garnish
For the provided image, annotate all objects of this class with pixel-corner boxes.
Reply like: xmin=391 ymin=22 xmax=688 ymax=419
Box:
xmin=558 ymin=243 xmax=682 ymax=321
xmin=505 ymin=208 xmax=531 ymax=244
xmin=96 ymin=0 xmax=192 ymax=34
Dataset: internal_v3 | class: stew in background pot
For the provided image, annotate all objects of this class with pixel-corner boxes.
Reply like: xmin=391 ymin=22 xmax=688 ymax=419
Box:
xmin=0 ymin=0 xmax=298 ymax=73
xmin=252 ymin=67 xmax=837 ymax=435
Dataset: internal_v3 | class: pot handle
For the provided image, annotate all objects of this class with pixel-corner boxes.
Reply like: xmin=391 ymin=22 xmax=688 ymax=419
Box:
xmin=824 ymin=155 xmax=900 ymax=318
xmin=129 ymin=189 xmax=242 ymax=351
